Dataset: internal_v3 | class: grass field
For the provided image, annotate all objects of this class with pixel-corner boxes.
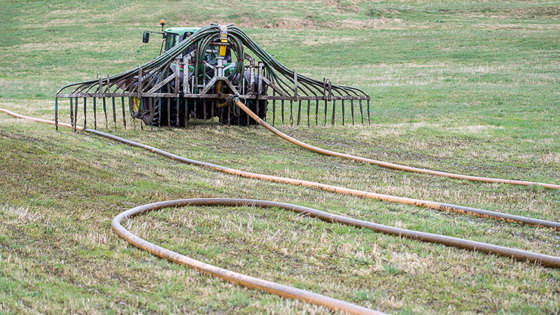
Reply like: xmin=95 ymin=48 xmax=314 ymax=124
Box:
xmin=1 ymin=0 xmax=559 ymax=313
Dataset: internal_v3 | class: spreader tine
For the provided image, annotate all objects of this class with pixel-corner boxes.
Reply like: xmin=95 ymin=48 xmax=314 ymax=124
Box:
xmin=359 ymin=100 xmax=364 ymax=124
xmin=331 ymin=100 xmax=336 ymax=126
xmin=290 ymin=100 xmax=293 ymax=126
xmin=167 ymin=98 xmax=171 ymax=128
xmin=176 ymin=97 xmax=180 ymax=127
xmin=157 ymin=98 xmax=162 ymax=127
xmin=281 ymin=100 xmax=285 ymax=125
xmin=148 ymin=98 xmax=153 ymax=131
xmin=272 ymin=91 xmax=276 ymax=126
xmin=314 ymin=100 xmax=319 ymax=126
xmin=367 ymin=99 xmax=371 ymax=125
xmin=350 ymin=100 xmax=355 ymax=125
xmin=193 ymin=99 xmax=197 ymax=122
xmin=341 ymin=100 xmax=345 ymax=126
xmin=306 ymin=100 xmax=310 ymax=127
xmin=102 ymin=97 xmax=108 ymax=129
xmin=112 ymin=97 xmax=117 ymax=129
xmin=55 ymin=97 xmax=59 ymax=131
xmin=255 ymin=98 xmax=260 ymax=120
xmin=323 ymin=100 xmax=327 ymax=126
xmin=83 ymin=97 xmax=87 ymax=129
xmin=297 ymin=100 xmax=302 ymax=126
xmin=121 ymin=97 xmax=126 ymax=129
xmin=93 ymin=97 xmax=97 ymax=130
xmin=139 ymin=97 xmax=144 ymax=130
xmin=73 ymin=97 xmax=78 ymax=132
xmin=69 ymin=97 xmax=74 ymax=130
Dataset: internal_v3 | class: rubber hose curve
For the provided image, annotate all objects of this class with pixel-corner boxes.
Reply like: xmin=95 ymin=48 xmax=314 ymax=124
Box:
xmin=234 ymin=101 xmax=560 ymax=190
xmin=3 ymin=108 xmax=560 ymax=314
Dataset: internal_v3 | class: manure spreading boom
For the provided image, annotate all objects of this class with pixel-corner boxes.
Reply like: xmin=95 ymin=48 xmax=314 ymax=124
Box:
xmin=55 ymin=22 xmax=369 ymax=129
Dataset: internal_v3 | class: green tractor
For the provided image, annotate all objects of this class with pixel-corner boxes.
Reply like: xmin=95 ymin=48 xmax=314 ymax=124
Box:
xmin=132 ymin=20 xmax=267 ymax=126
xmin=56 ymin=22 xmax=369 ymax=129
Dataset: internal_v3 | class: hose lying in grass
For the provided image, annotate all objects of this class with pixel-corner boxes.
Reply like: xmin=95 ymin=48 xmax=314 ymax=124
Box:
xmin=112 ymin=199 xmax=386 ymax=315
xmin=2 ymin=108 xmax=560 ymax=314
xmin=233 ymin=100 xmax=560 ymax=190
xmin=111 ymin=198 xmax=560 ymax=314
xmin=2 ymin=108 xmax=559 ymax=230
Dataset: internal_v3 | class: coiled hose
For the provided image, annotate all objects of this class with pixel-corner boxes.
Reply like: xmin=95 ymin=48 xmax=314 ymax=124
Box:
xmin=2 ymin=108 xmax=559 ymax=314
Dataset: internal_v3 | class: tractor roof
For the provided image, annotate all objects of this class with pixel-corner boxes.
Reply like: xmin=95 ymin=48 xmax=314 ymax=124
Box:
xmin=164 ymin=27 xmax=201 ymax=36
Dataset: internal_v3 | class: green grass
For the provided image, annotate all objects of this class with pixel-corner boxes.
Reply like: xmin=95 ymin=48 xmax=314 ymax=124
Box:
xmin=1 ymin=0 xmax=559 ymax=313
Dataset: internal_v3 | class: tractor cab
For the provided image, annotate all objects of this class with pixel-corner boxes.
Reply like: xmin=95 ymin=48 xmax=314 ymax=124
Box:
xmin=141 ymin=20 xmax=201 ymax=55
xmin=162 ymin=27 xmax=200 ymax=54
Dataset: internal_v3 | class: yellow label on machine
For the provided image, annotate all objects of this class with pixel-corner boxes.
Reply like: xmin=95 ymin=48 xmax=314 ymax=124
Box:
xmin=219 ymin=39 xmax=227 ymax=56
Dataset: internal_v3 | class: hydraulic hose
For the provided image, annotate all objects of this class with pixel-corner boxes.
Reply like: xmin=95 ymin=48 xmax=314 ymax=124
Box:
xmin=2 ymin=107 xmax=560 ymax=232
xmin=112 ymin=198 xmax=560 ymax=314
xmin=5 ymin=107 xmax=558 ymax=229
xmin=3 ymin=108 xmax=560 ymax=314
xmin=112 ymin=198 xmax=386 ymax=314
xmin=234 ymin=100 xmax=560 ymax=190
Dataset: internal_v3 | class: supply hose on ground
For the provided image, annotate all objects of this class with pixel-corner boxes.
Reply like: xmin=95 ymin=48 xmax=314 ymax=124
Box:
xmin=2 ymin=108 xmax=560 ymax=314
xmin=3 ymin=108 xmax=558 ymax=230
xmin=112 ymin=198 xmax=560 ymax=314
xmin=233 ymin=100 xmax=560 ymax=190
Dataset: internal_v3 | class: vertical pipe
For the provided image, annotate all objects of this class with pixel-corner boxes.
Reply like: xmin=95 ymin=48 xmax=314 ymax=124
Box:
xmin=73 ymin=97 xmax=78 ymax=132
xmin=227 ymin=102 xmax=231 ymax=126
xmin=323 ymin=100 xmax=327 ymax=126
xmin=350 ymin=100 xmax=355 ymax=125
xmin=290 ymin=100 xmax=293 ymax=126
xmin=272 ymin=91 xmax=276 ymax=126
xmin=138 ymin=67 xmax=144 ymax=130
xmin=69 ymin=97 xmax=74 ymax=130
xmin=93 ymin=97 xmax=97 ymax=129
xmin=148 ymin=98 xmax=153 ymax=131
xmin=315 ymin=100 xmax=319 ymax=126
xmin=157 ymin=98 xmax=162 ymax=127
xmin=112 ymin=97 xmax=117 ymax=129
xmin=297 ymin=100 xmax=302 ymax=126
xmin=139 ymin=97 xmax=144 ymax=130
xmin=167 ymin=98 xmax=171 ymax=129
xmin=341 ymin=100 xmax=345 ymax=126
xmin=281 ymin=100 xmax=285 ymax=125
xmin=102 ymin=97 xmax=108 ymax=129
xmin=83 ymin=97 xmax=87 ymax=129
xmin=121 ymin=96 xmax=127 ymax=129
xmin=307 ymin=100 xmax=310 ymax=127
xmin=331 ymin=100 xmax=336 ymax=126
xmin=359 ymin=100 xmax=364 ymax=124
xmin=55 ymin=97 xmax=59 ymax=131
xmin=193 ymin=99 xmax=197 ymax=122
xmin=176 ymin=97 xmax=180 ymax=127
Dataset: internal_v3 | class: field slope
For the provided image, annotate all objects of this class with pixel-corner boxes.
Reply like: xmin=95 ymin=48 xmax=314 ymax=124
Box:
xmin=1 ymin=0 xmax=559 ymax=313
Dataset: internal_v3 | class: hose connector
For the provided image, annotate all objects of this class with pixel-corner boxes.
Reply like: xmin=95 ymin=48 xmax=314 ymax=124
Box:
xmin=226 ymin=95 xmax=239 ymax=106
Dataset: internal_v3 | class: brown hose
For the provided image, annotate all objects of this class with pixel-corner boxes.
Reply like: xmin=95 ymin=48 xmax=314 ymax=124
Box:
xmin=3 ymin=108 xmax=560 ymax=314
xmin=1 ymin=108 xmax=559 ymax=229
xmin=111 ymin=198 xmax=560 ymax=313
xmin=234 ymin=101 xmax=560 ymax=190
xmin=112 ymin=198 xmax=387 ymax=314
